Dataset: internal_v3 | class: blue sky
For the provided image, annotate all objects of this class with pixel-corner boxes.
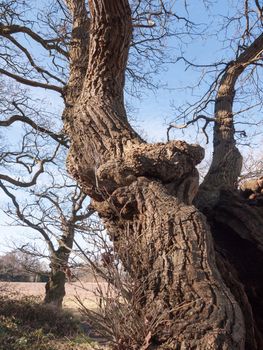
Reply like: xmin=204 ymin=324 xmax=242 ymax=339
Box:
xmin=0 ymin=0 xmax=262 ymax=254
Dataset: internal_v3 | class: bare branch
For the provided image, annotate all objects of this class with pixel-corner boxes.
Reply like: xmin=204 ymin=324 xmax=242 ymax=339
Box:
xmin=0 ymin=68 xmax=63 ymax=93
xmin=167 ymin=115 xmax=215 ymax=143
xmin=2 ymin=33 xmax=66 ymax=85
xmin=0 ymin=159 xmax=45 ymax=187
xmin=0 ymin=143 xmax=60 ymax=187
xmin=0 ymin=24 xmax=69 ymax=58
xmin=0 ymin=113 xmax=68 ymax=148
xmin=0 ymin=181 xmax=55 ymax=253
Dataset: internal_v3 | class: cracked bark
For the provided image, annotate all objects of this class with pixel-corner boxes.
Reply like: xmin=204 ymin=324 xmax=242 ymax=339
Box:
xmin=92 ymin=179 xmax=245 ymax=348
xmin=61 ymin=0 xmax=263 ymax=348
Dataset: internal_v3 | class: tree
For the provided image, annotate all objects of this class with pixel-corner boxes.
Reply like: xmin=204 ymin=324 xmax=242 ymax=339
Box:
xmin=1 ymin=0 xmax=263 ymax=348
xmin=0 ymin=157 xmax=97 ymax=307
xmin=0 ymin=47 xmax=101 ymax=307
xmin=0 ymin=250 xmax=47 ymax=281
xmin=63 ymin=1 xmax=263 ymax=349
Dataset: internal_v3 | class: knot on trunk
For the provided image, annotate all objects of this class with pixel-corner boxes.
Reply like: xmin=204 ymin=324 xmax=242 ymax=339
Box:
xmin=96 ymin=140 xmax=204 ymax=196
xmin=92 ymin=170 xmax=200 ymax=229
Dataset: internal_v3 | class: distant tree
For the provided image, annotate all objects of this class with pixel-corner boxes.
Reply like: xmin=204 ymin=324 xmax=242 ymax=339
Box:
xmin=0 ymin=250 xmax=47 ymax=281
xmin=0 ymin=164 xmax=96 ymax=307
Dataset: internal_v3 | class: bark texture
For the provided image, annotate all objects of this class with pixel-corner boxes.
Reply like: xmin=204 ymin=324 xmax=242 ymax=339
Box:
xmin=194 ymin=33 xmax=263 ymax=349
xmin=44 ymin=265 xmax=66 ymax=308
xmin=60 ymin=0 xmax=259 ymax=348
xmin=92 ymin=178 xmax=245 ymax=349
xmin=210 ymin=191 xmax=263 ymax=349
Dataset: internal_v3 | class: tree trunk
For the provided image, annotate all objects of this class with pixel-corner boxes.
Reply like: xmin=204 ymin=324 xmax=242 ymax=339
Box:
xmin=44 ymin=262 xmax=66 ymax=308
xmin=193 ymin=33 xmax=263 ymax=349
xmin=92 ymin=178 xmax=246 ymax=349
xmin=207 ymin=191 xmax=263 ymax=349
xmin=61 ymin=1 xmax=254 ymax=348
xmin=195 ymin=33 xmax=263 ymax=211
xmin=44 ymin=221 xmax=74 ymax=308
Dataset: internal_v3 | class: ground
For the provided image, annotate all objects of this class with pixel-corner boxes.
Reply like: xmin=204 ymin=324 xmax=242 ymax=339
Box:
xmin=0 ymin=281 xmax=102 ymax=309
xmin=0 ymin=281 xmax=109 ymax=350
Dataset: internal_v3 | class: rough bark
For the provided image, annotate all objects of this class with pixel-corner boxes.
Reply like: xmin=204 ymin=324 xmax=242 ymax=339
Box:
xmin=193 ymin=34 xmax=263 ymax=350
xmin=44 ymin=264 xmax=66 ymax=308
xmin=65 ymin=0 xmax=142 ymax=200
xmin=211 ymin=191 xmax=263 ymax=349
xmin=61 ymin=0 xmax=251 ymax=348
xmin=92 ymin=178 xmax=245 ymax=349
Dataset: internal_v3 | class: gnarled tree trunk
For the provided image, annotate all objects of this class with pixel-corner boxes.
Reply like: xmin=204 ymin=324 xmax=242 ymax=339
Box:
xmin=60 ymin=1 xmax=262 ymax=348
xmin=196 ymin=33 xmax=263 ymax=210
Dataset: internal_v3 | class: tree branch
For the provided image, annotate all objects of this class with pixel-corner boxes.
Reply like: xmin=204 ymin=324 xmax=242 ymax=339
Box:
xmin=0 ymin=143 xmax=60 ymax=187
xmin=0 ymin=114 xmax=69 ymax=148
xmin=0 ymin=181 xmax=55 ymax=253
xmin=0 ymin=160 xmax=45 ymax=187
xmin=167 ymin=115 xmax=215 ymax=143
xmin=0 ymin=68 xmax=63 ymax=93
xmin=0 ymin=24 xmax=69 ymax=58
xmin=2 ymin=34 xmax=66 ymax=85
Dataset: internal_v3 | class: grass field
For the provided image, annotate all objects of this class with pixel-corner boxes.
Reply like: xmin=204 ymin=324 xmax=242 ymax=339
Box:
xmin=0 ymin=281 xmax=104 ymax=310
xmin=0 ymin=281 xmax=109 ymax=349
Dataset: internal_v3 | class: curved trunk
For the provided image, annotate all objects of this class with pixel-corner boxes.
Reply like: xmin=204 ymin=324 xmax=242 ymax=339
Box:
xmin=63 ymin=1 xmax=247 ymax=348
xmin=195 ymin=65 xmax=243 ymax=210
xmin=92 ymin=179 xmax=245 ymax=349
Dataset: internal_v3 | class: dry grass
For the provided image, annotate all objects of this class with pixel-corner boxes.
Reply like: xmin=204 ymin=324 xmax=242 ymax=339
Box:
xmin=0 ymin=281 xmax=105 ymax=310
xmin=0 ymin=282 xmax=109 ymax=350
